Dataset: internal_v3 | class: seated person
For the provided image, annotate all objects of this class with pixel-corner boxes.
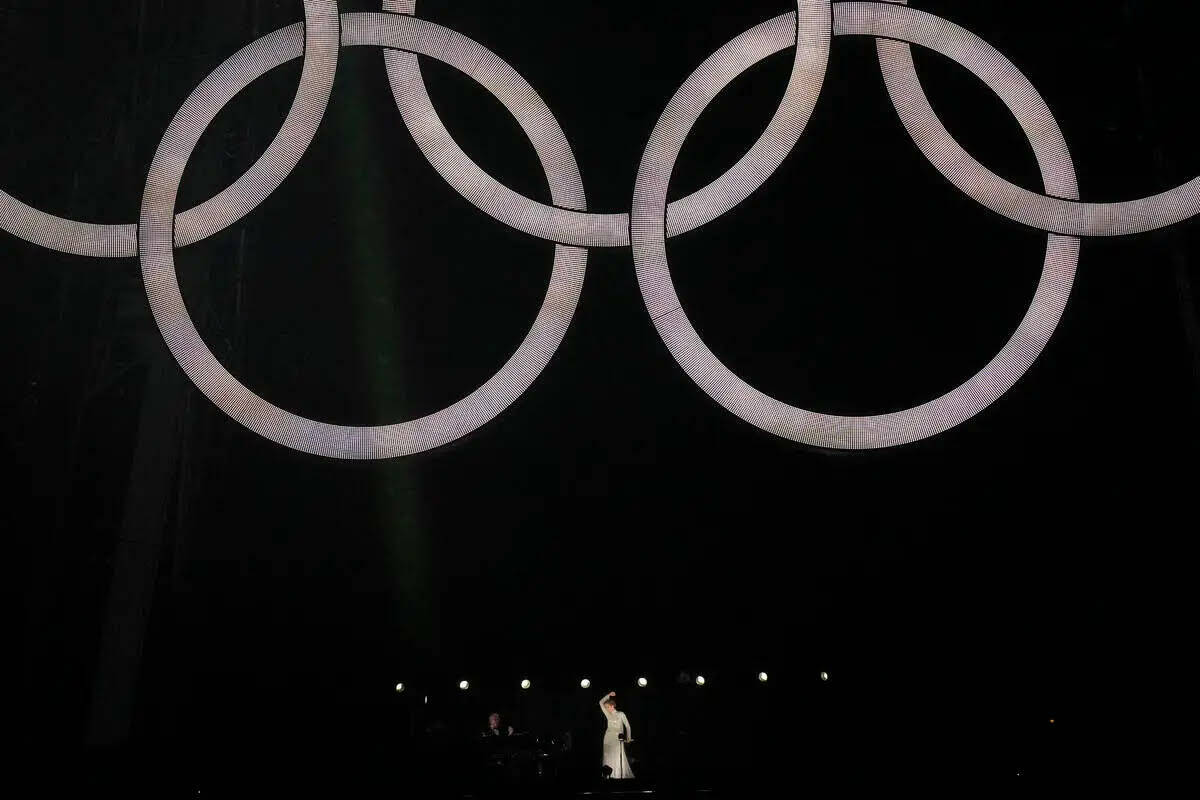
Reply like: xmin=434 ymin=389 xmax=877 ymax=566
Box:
xmin=483 ymin=712 xmax=514 ymax=737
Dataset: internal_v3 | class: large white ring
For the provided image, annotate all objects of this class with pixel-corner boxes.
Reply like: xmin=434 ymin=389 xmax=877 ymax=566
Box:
xmin=870 ymin=0 xmax=1200 ymax=237
xmin=631 ymin=0 xmax=1081 ymax=449
xmin=138 ymin=12 xmax=587 ymax=459
xmin=0 ymin=0 xmax=340 ymax=258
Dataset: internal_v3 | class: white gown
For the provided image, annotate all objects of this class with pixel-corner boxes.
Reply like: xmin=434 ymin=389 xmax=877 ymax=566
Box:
xmin=599 ymin=695 xmax=634 ymax=779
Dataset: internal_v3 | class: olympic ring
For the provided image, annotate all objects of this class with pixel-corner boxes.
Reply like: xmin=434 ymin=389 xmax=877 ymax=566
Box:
xmin=0 ymin=0 xmax=340 ymax=258
xmin=873 ymin=1 xmax=1200 ymax=237
xmin=2 ymin=2 xmax=1196 ymax=457
xmin=140 ymin=10 xmax=588 ymax=459
xmin=632 ymin=1 xmax=1080 ymax=449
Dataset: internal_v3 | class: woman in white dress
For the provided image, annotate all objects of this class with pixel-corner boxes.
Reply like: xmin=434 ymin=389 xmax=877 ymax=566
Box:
xmin=598 ymin=691 xmax=634 ymax=779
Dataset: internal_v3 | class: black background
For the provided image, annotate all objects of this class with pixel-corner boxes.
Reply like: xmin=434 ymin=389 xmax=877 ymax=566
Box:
xmin=4 ymin=0 xmax=1198 ymax=792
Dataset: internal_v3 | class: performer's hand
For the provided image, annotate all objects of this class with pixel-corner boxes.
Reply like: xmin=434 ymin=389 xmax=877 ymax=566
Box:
xmin=507 ymin=726 xmax=514 ymax=735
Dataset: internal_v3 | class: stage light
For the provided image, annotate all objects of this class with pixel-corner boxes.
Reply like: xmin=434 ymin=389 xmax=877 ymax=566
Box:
xmin=459 ymin=680 xmax=469 ymax=691
xmin=521 ymin=679 xmax=531 ymax=690
xmin=758 ymin=672 xmax=768 ymax=683
xmin=394 ymin=682 xmax=405 ymax=693
xmin=695 ymin=675 xmax=706 ymax=686
xmin=637 ymin=677 xmax=648 ymax=687
xmin=820 ymin=671 xmax=829 ymax=681
xmin=580 ymin=678 xmax=591 ymax=689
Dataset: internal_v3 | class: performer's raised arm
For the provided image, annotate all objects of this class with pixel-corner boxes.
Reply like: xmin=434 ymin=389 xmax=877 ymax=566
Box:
xmin=599 ymin=691 xmax=616 ymax=718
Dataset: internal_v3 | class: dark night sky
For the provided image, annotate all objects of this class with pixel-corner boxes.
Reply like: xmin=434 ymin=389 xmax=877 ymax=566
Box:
xmin=4 ymin=0 xmax=1198 ymax=787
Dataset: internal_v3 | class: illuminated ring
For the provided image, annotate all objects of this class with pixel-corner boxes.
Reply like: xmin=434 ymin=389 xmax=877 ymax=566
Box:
xmin=138 ymin=12 xmax=588 ymax=459
xmin=0 ymin=0 xmax=339 ymax=258
xmin=631 ymin=1 xmax=1081 ymax=449
xmin=379 ymin=1 xmax=831 ymax=247
xmin=871 ymin=0 xmax=1200 ymax=237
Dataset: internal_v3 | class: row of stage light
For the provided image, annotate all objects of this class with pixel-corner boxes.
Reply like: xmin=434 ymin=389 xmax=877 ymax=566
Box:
xmin=394 ymin=672 xmax=831 ymax=693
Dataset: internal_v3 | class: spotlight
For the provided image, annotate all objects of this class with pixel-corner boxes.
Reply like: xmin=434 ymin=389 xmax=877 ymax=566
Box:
xmin=580 ymin=678 xmax=591 ymax=689
xmin=520 ymin=679 xmax=531 ymax=690
xmin=394 ymin=682 xmax=405 ymax=693
xmin=695 ymin=675 xmax=706 ymax=686
xmin=758 ymin=672 xmax=768 ymax=683
xmin=459 ymin=680 xmax=469 ymax=691
xmin=820 ymin=671 xmax=829 ymax=682
xmin=637 ymin=677 xmax=648 ymax=688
